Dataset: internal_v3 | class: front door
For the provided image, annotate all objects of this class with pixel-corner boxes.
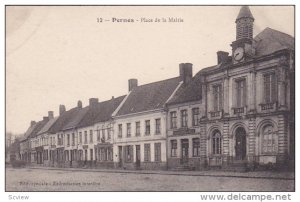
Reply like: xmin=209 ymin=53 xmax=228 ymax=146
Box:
xmin=235 ymin=128 xmax=247 ymax=160
xmin=136 ymin=145 xmax=141 ymax=168
xmin=118 ymin=146 xmax=123 ymax=167
xmin=181 ymin=139 xmax=189 ymax=164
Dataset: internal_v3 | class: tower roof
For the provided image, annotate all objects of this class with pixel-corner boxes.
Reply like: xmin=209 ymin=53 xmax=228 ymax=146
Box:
xmin=236 ymin=6 xmax=254 ymax=22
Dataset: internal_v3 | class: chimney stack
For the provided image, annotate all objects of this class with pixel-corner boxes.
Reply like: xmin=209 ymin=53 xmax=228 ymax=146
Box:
xmin=217 ymin=51 xmax=229 ymax=64
xmin=179 ymin=63 xmax=193 ymax=84
xmin=30 ymin=121 xmax=36 ymax=127
xmin=77 ymin=100 xmax=82 ymax=108
xmin=43 ymin=116 xmax=49 ymax=121
xmin=128 ymin=79 xmax=138 ymax=92
xmin=59 ymin=105 xmax=66 ymax=116
xmin=89 ymin=98 xmax=99 ymax=107
xmin=48 ymin=111 xmax=54 ymax=119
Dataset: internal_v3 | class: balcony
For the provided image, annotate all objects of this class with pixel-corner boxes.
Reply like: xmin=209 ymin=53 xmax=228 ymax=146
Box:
xmin=260 ymin=102 xmax=277 ymax=111
xmin=173 ymin=127 xmax=196 ymax=136
xmin=209 ymin=110 xmax=223 ymax=119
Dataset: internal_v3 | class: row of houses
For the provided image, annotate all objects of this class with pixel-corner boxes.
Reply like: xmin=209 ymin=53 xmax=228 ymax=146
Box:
xmin=18 ymin=6 xmax=294 ymax=171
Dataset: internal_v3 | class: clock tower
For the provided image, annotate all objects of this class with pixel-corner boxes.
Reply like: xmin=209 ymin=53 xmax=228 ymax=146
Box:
xmin=231 ymin=6 xmax=255 ymax=64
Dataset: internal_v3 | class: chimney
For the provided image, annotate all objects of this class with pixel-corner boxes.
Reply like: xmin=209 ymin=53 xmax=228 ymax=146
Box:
xmin=59 ymin=105 xmax=66 ymax=116
xmin=30 ymin=121 xmax=36 ymax=127
xmin=43 ymin=116 xmax=49 ymax=121
xmin=89 ymin=98 xmax=99 ymax=107
xmin=179 ymin=63 xmax=193 ymax=84
xmin=48 ymin=111 xmax=54 ymax=119
xmin=217 ymin=51 xmax=229 ymax=64
xmin=128 ymin=79 xmax=138 ymax=92
xmin=77 ymin=100 xmax=82 ymax=108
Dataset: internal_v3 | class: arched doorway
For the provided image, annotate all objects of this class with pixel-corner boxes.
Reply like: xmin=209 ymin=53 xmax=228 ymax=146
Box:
xmin=235 ymin=127 xmax=246 ymax=160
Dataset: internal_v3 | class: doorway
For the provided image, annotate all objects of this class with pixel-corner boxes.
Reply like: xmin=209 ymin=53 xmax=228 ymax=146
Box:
xmin=235 ymin=127 xmax=247 ymax=160
xmin=181 ymin=139 xmax=189 ymax=164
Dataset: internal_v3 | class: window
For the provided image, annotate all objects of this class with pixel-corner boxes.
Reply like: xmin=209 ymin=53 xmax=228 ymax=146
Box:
xmin=262 ymin=125 xmax=277 ymax=154
xmin=181 ymin=110 xmax=188 ymax=127
xmin=170 ymin=111 xmax=177 ymax=129
xmin=145 ymin=120 xmax=150 ymax=135
xmin=144 ymin=144 xmax=151 ymax=162
xmin=72 ymin=133 xmax=75 ymax=146
xmin=97 ymin=130 xmax=100 ymax=142
xmin=192 ymin=108 xmax=200 ymax=126
xmin=118 ymin=124 xmax=122 ymax=138
xmin=236 ymin=79 xmax=246 ymax=107
xmin=193 ymin=138 xmax=200 ymax=156
xmin=264 ymin=73 xmax=276 ymax=103
xmin=171 ymin=140 xmax=177 ymax=157
xmin=90 ymin=130 xmax=93 ymax=143
xmin=212 ymin=84 xmax=223 ymax=111
xmin=90 ymin=149 xmax=93 ymax=161
xmin=127 ymin=123 xmax=131 ymax=137
xmin=154 ymin=143 xmax=161 ymax=162
xmin=84 ymin=131 xmax=87 ymax=144
xmin=125 ymin=145 xmax=133 ymax=162
xmin=135 ymin=121 xmax=141 ymax=136
xmin=107 ymin=128 xmax=111 ymax=140
xmin=212 ymin=131 xmax=222 ymax=155
xmin=155 ymin=119 xmax=161 ymax=134
xmin=79 ymin=132 xmax=82 ymax=144
xmin=67 ymin=134 xmax=70 ymax=146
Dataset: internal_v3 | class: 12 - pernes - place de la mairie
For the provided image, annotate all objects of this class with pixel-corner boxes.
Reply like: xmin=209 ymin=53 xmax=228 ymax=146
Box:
xmin=16 ymin=6 xmax=294 ymax=171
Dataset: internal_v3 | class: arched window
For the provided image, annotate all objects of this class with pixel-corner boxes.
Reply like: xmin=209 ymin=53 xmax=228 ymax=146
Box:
xmin=262 ymin=125 xmax=278 ymax=154
xmin=212 ymin=130 xmax=222 ymax=155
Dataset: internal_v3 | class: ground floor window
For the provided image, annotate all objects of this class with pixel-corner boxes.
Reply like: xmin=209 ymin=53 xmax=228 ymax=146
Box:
xmin=212 ymin=130 xmax=222 ymax=155
xmin=193 ymin=138 xmax=200 ymax=157
xmin=262 ymin=125 xmax=278 ymax=154
xmin=154 ymin=143 xmax=161 ymax=162
xmin=125 ymin=145 xmax=133 ymax=162
xmin=144 ymin=144 xmax=151 ymax=162
xmin=171 ymin=140 xmax=177 ymax=157
xmin=90 ymin=149 xmax=93 ymax=161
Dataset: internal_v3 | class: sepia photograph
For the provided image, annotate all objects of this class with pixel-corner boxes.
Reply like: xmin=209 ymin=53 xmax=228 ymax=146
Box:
xmin=5 ymin=5 xmax=295 ymax=193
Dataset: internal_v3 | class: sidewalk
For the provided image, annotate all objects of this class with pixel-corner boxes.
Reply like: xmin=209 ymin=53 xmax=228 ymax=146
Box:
xmin=26 ymin=166 xmax=295 ymax=180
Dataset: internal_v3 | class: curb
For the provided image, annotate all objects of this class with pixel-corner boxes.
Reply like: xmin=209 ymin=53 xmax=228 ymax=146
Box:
xmin=23 ymin=167 xmax=294 ymax=181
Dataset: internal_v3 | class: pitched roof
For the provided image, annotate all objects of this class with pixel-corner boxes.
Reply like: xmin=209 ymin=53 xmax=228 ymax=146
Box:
xmin=167 ymin=71 xmax=203 ymax=105
xmin=30 ymin=118 xmax=50 ymax=138
xmin=62 ymin=107 xmax=89 ymax=131
xmin=48 ymin=107 xmax=82 ymax=134
xmin=236 ymin=6 xmax=254 ymax=21
xmin=78 ymin=95 xmax=126 ymax=128
xmin=116 ymin=77 xmax=181 ymax=116
xmin=254 ymin=27 xmax=294 ymax=57
xmin=23 ymin=123 xmax=37 ymax=139
xmin=37 ymin=117 xmax=59 ymax=135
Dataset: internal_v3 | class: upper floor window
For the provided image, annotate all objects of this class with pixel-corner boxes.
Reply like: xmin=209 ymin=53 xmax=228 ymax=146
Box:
xmin=67 ymin=134 xmax=70 ymax=146
xmin=155 ymin=118 xmax=161 ymax=134
xmin=97 ymin=130 xmax=100 ymax=142
xmin=181 ymin=110 xmax=188 ymax=127
xmin=145 ymin=120 xmax=150 ymax=135
xmin=79 ymin=132 xmax=82 ymax=144
xmin=192 ymin=108 xmax=200 ymax=126
xmin=264 ymin=73 xmax=276 ymax=103
xmin=170 ymin=111 xmax=177 ymax=129
xmin=89 ymin=130 xmax=93 ymax=143
xmin=84 ymin=131 xmax=87 ymax=144
xmin=127 ymin=123 xmax=131 ymax=137
xmin=107 ymin=128 xmax=111 ymax=140
xmin=235 ymin=79 xmax=246 ymax=107
xmin=135 ymin=121 xmax=141 ymax=136
xmin=212 ymin=84 xmax=223 ymax=111
xmin=72 ymin=133 xmax=75 ymax=146
xmin=118 ymin=124 xmax=122 ymax=138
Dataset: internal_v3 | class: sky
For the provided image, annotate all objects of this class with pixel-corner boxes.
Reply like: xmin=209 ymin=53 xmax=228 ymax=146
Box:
xmin=6 ymin=6 xmax=294 ymax=135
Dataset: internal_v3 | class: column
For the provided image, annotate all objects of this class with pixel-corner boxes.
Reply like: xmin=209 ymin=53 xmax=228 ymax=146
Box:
xmin=223 ymin=77 xmax=229 ymax=115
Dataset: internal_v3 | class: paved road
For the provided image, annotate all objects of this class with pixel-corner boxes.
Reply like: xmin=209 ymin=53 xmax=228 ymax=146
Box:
xmin=5 ymin=168 xmax=294 ymax=191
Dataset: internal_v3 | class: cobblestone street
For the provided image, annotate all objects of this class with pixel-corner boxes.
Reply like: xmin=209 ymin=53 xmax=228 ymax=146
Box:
xmin=5 ymin=168 xmax=294 ymax=191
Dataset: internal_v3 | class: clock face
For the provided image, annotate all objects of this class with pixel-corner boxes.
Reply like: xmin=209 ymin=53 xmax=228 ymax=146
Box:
xmin=233 ymin=47 xmax=244 ymax=61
